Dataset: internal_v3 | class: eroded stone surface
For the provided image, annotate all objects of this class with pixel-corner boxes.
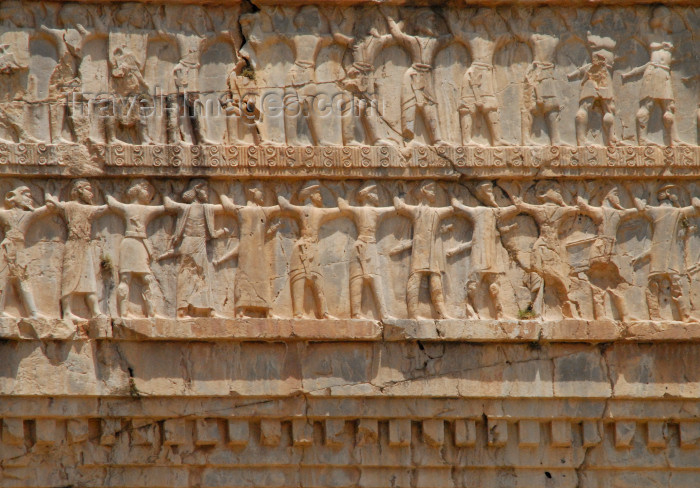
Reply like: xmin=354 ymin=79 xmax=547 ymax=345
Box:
xmin=0 ymin=1 xmax=698 ymax=486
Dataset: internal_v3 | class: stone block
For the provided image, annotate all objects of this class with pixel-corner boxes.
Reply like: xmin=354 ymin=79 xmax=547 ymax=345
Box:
xmin=292 ymin=419 xmax=313 ymax=447
xmin=551 ymin=420 xmax=572 ymax=447
xmin=422 ymin=419 xmax=444 ymax=448
xmin=357 ymin=419 xmax=378 ymax=446
xmin=35 ymin=419 xmax=56 ymax=446
xmin=163 ymin=419 xmax=187 ymax=446
xmin=260 ymin=420 xmax=281 ymax=447
xmin=325 ymin=419 xmax=345 ymax=447
xmin=487 ymin=419 xmax=508 ymax=447
xmin=454 ymin=420 xmax=476 ymax=447
xmin=2 ymin=418 xmax=23 ymax=445
xmin=518 ymin=420 xmax=540 ymax=447
xmin=615 ymin=421 xmax=636 ymax=448
xmin=389 ymin=419 xmax=411 ymax=447
xmin=227 ymin=420 xmax=249 ymax=447
xmin=194 ymin=418 xmax=219 ymax=446
xmin=67 ymin=419 xmax=89 ymax=444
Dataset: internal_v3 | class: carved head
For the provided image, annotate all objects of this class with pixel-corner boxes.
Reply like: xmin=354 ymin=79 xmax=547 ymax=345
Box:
xmin=657 ymin=183 xmax=678 ymax=205
xmin=115 ymin=4 xmax=149 ymax=29
xmin=474 ymin=181 xmax=498 ymax=207
xmin=70 ymin=179 xmax=95 ymax=205
xmin=650 ymin=6 xmax=672 ymax=32
xmin=0 ymin=2 xmax=33 ymax=28
xmin=294 ymin=6 xmax=322 ymax=34
xmin=357 ymin=180 xmax=379 ymax=206
xmin=5 ymin=185 xmax=33 ymax=210
xmin=530 ymin=7 xmax=563 ymax=33
xmin=416 ymin=180 xmax=437 ymax=204
xmin=298 ymin=180 xmax=323 ymax=207
xmin=126 ymin=179 xmax=155 ymax=205
xmin=183 ymin=179 xmax=209 ymax=204
xmin=535 ymin=181 xmax=564 ymax=205
xmin=180 ymin=6 xmax=211 ymax=35
xmin=415 ymin=10 xmax=442 ymax=37
xmin=602 ymin=186 xmax=623 ymax=210
xmin=246 ymin=181 xmax=265 ymax=205
xmin=58 ymin=4 xmax=92 ymax=29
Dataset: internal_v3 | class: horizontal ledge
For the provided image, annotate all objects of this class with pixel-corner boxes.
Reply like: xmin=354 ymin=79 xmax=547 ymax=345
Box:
xmin=4 ymin=143 xmax=700 ymax=179
xmin=3 ymin=316 xmax=700 ymax=343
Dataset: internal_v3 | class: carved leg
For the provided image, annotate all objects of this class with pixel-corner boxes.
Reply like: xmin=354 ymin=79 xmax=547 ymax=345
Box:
xmin=422 ymin=103 xmax=446 ymax=146
xmin=406 ymin=272 xmax=421 ymax=319
xmin=85 ymin=293 xmax=103 ymax=319
xmin=165 ymin=94 xmax=180 ymax=144
xmin=360 ymin=99 xmax=390 ymax=146
xmin=602 ymin=99 xmax=617 ymax=146
xmin=549 ymin=273 xmax=573 ymax=319
xmin=49 ymin=102 xmax=69 ymax=144
xmin=309 ymin=273 xmax=331 ymax=319
xmin=459 ymin=107 xmax=474 ymax=145
xmin=428 ymin=273 xmax=449 ymax=319
xmin=609 ymin=287 xmax=629 ymax=322
xmin=670 ymin=274 xmax=691 ymax=322
xmin=636 ymin=98 xmax=655 ymax=146
xmin=284 ymin=92 xmax=301 ymax=146
xmin=591 ymin=283 xmax=606 ymax=320
xmin=104 ymin=115 xmax=117 ymax=145
xmin=369 ymin=274 xmax=392 ymax=320
xmin=465 ymin=280 xmax=478 ymax=319
xmin=401 ymin=102 xmax=417 ymax=143
xmin=60 ymin=295 xmax=78 ymax=323
xmin=485 ymin=107 xmax=507 ymax=147
xmin=574 ymin=100 xmax=592 ymax=146
xmin=191 ymin=96 xmax=217 ymax=145
xmin=340 ymin=93 xmax=357 ymax=146
xmin=117 ymin=273 xmax=130 ymax=318
xmin=486 ymin=275 xmax=504 ymax=320
xmin=520 ymin=107 xmax=534 ymax=146
xmin=663 ymin=100 xmax=686 ymax=146
xmin=349 ymin=276 xmax=363 ymax=319
xmin=16 ymin=279 xmax=40 ymax=318
xmin=291 ymin=276 xmax=306 ymax=319
xmin=645 ymin=277 xmax=661 ymax=321
xmin=142 ymin=274 xmax=157 ymax=318
xmin=545 ymin=105 xmax=563 ymax=146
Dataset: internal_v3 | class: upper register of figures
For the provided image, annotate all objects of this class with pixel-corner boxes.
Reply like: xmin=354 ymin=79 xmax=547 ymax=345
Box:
xmin=0 ymin=2 xmax=700 ymax=148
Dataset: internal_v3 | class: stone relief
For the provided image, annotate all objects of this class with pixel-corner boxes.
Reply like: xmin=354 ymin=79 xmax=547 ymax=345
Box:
xmin=0 ymin=3 xmax=698 ymax=148
xmin=1 ymin=177 xmax=700 ymax=323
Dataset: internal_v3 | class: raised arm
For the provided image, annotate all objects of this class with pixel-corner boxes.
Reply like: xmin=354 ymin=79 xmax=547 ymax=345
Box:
xmin=218 ymin=193 xmax=241 ymax=214
xmin=393 ymin=196 xmax=415 ymax=218
xmin=383 ymin=14 xmax=411 ymax=47
xmin=278 ymin=195 xmax=301 ymax=215
xmin=106 ymin=195 xmax=127 ymax=215
xmin=497 ymin=204 xmax=520 ymax=222
xmin=451 ymin=197 xmax=476 ymax=221
xmin=575 ymin=196 xmax=603 ymax=224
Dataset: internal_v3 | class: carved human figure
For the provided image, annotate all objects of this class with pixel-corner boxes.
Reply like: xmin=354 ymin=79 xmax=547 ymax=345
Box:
xmin=215 ymin=182 xmax=281 ymax=318
xmin=105 ymin=46 xmax=152 ymax=145
xmin=41 ymin=5 xmax=106 ymax=144
xmin=48 ymin=180 xmax=109 ymax=323
xmin=381 ymin=8 xmax=451 ymax=147
xmin=511 ymin=181 xmax=580 ymax=318
xmin=337 ymin=181 xmax=394 ymax=319
xmin=621 ymin=7 xmax=685 ymax=146
xmin=567 ymin=9 xmax=619 ymax=147
xmin=575 ymin=187 xmax=639 ymax=321
xmin=631 ymin=184 xmax=700 ymax=322
xmin=329 ymin=13 xmax=393 ymax=146
xmin=510 ymin=8 xmax=568 ymax=145
xmin=450 ymin=182 xmax=519 ymax=319
xmin=107 ymin=180 xmax=166 ymax=318
xmin=0 ymin=185 xmax=53 ymax=318
xmin=154 ymin=6 xmax=216 ymax=145
xmin=0 ymin=2 xmax=39 ymax=144
xmin=278 ymin=181 xmax=343 ymax=319
xmin=392 ymin=180 xmax=453 ymax=319
xmin=220 ymin=56 xmax=263 ymax=146
xmin=158 ymin=180 xmax=227 ymax=318
xmin=448 ymin=9 xmax=510 ymax=146
xmin=262 ymin=6 xmax=344 ymax=146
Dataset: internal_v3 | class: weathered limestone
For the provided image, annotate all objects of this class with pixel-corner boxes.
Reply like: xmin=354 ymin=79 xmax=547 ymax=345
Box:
xmin=0 ymin=1 xmax=699 ymax=486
